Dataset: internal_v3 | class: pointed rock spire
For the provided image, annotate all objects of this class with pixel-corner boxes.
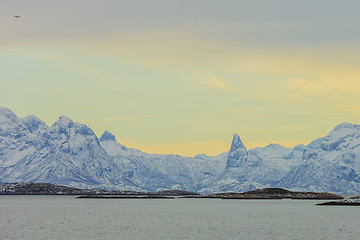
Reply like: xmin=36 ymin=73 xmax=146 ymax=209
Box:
xmin=99 ymin=130 xmax=116 ymax=142
xmin=226 ymin=133 xmax=248 ymax=168
xmin=230 ymin=133 xmax=246 ymax=152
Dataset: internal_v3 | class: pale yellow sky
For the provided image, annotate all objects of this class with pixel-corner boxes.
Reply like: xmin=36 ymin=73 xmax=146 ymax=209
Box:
xmin=1 ymin=0 xmax=360 ymax=156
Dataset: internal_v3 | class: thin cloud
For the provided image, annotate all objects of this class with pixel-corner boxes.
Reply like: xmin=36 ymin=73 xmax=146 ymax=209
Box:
xmin=207 ymin=76 xmax=233 ymax=91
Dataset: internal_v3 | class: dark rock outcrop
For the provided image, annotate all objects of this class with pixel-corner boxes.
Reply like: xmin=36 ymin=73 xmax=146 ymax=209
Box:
xmin=189 ymin=188 xmax=343 ymax=200
xmin=0 ymin=182 xmax=199 ymax=196
xmin=0 ymin=182 xmax=138 ymax=195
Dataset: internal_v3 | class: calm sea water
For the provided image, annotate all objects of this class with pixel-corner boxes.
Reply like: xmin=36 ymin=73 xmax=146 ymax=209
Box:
xmin=0 ymin=196 xmax=359 ymax=240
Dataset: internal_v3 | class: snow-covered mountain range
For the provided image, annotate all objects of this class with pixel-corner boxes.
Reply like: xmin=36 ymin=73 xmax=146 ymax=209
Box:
xmin=1 ymin=106 xmax=360 ymax=194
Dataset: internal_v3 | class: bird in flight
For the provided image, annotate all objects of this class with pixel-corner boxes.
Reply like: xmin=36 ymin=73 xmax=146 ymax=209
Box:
xmin=14 ymin=16 xmax=20 ymax=18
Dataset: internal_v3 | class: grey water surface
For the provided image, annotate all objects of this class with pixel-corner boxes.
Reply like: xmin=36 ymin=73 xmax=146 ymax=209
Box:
xmin=0 ymin=196 xmax=359 ymax=240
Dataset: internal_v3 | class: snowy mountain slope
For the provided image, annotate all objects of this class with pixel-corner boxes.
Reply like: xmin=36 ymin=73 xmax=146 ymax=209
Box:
xmin=277 ymin=149 xmax=360 ymax=193
xmin=0 ymin=107 xmax=228 ymax=192
xmin=0 ymin=107 xmax=39 ymax=168
xmin=0 ymin=109 xmax=140 ymax=191
xmin=277 ymin=123 xmax=360 ymax=193
xmin=283 ymin=144 xmax=307 ymax=160
xmin=197 ymin=124 xmax=360 ymax=194
xmin=249 ymin=143 xmax=303 ymax=172
xmin=99 ymin=131 xmax=227 ymax=191
xmin=21 ymin=114 xmax=48 ymax=135
xmin=221 ymin=134 xmax=298 ymax=185
xmin=249 ymin=144 xmax=292 ymax=159
xmin=2 ymin=107 xmax=360 ymax=194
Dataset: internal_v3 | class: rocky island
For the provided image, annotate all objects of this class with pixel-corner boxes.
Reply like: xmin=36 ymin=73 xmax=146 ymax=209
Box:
xmin=317 ymin=196 xmax=360 ymax=206
xmin=183 ymin=188 xmax=343 ymax=200
xmin=0 ymin=183 xmax=343 ymax=200
xmin=220 ymin=188 xmax=343 ymax=200
xmin=0 ymin=182 xmax=198 ymax=196
xmin=0 ymin=182 xmax=134 ymax=195
xmin=77 ymin=195 xmax=175 ymax=199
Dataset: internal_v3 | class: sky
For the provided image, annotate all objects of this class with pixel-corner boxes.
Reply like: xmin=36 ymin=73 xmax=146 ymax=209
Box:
xmin=1 ymin=0 xmax=360 ymax=156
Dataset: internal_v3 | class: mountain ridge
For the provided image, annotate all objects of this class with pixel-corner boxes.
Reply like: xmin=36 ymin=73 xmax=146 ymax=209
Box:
xmin=1 ymin=106 xmax=360 ymax=194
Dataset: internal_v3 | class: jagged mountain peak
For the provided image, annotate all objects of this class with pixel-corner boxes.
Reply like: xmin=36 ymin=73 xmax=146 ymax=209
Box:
xmin=307 ymin=122 xmax=360 ymax=150
xmin=57 ymin=115 xmax=73 ymax=125
xmin=249 ymin=143 xmax=292 ymax=160
xmin=266 ymin=143 xmax=285 ymax=149
xmin=0 ymin=106 xmax=14 ymax=113
xmin=22 ymin=114 xmax=40 ymax=121
xmin=3 ymin=106 xmax=360 ymax=194
xmin=293 ymin=144 xmax=306 ymax=151
xmin=230 ymin=133 xmax=246 ymax=152
xmin=329 ymin=122 xmax=360 ymax=136
xmin=50 ymin=116 xmax=97 ymax=138
xmin=250 ymin=143 xmax=290 ymax=152
xmin=226 ymin=133 xmax=248 ymax=168
xmin=0 ymin=106 xmax=18 ymax=122
xmin=21 ymin=114 xmax=48 ymax=133
xmin=99 ymin=130 xmax=116 ymax=142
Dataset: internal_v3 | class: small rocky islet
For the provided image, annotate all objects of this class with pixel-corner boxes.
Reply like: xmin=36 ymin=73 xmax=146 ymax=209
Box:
xmin=316 ymin=196 xmax=360 ymax=206
xmin=183 ymin=188 xmax=343 ymax=200
xmin=77 ymin=195 xmax=175 ymax=199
